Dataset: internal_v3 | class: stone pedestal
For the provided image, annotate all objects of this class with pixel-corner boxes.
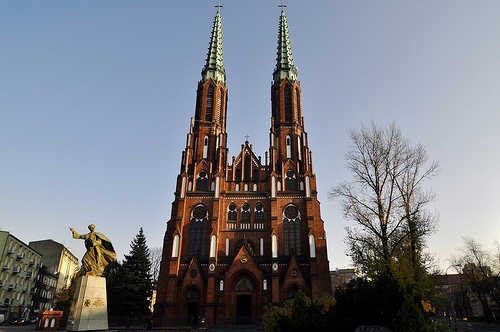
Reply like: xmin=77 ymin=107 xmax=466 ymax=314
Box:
xmin=66 ymin=275 xmax=108 ymax=331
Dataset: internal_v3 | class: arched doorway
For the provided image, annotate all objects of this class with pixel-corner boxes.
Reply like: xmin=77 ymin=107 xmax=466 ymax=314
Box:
xmin=185 ymin=287 xmax=200 ymax=325
xmin=186 ymin=302 xmax=198 ymax=325
xmin=233 ymin=276 xmax=254 ymax=324
xmin=236 ymin=294 xmax=252 ymax=325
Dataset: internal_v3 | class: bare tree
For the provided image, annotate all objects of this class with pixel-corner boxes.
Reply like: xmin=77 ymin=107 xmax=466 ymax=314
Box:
xmin=329 ymin=121 xmax=439 ymax=285
xmin=451 ymin=237 xmax=500 ymax=323
xmin=149 ymin=247 xmax=162 ymax=285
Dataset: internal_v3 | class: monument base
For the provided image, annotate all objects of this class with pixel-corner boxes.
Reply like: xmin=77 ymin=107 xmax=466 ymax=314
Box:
xmin=66 ymin=275 xmax=108 ymax=331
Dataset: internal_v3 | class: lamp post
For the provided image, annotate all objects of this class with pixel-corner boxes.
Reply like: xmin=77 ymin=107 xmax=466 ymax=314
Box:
xmin=445 ymin=264 xmax=461 ymax=331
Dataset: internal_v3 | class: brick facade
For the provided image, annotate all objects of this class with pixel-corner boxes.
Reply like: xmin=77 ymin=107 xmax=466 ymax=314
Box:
xmin=153 ymin=8 xmax=331 ymax=327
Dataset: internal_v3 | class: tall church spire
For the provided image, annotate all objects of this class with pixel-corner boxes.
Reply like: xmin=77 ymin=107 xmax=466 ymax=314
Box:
xmin=273 ymin=5 xmax=298 ymax=83
xmin=202 ymin=6 xmax=225 ymax=83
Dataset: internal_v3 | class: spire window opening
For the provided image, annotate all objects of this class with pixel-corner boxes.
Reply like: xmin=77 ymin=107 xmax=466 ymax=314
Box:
xmin=216 ymin=89 xmax=222 ymax=123
xmin=205 ymin=86 xmax=214 ymax=121
xmin=284 ymin=85 xmax=292 ymax=122
xmin=195 ymin=90 xmax=202 ymax=120
xmin=294 ymin=88 xmax=300 ymax=121
xmin=274 ymin=89 xmax=280 ymax=123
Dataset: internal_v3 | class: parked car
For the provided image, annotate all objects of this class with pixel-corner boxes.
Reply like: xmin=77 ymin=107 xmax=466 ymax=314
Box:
xmin=12 ymin=318 xmax=27 ymax=325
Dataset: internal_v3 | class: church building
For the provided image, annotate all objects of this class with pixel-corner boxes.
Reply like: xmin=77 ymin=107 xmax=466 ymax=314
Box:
xmin=153 ymin=6 xmax=332 ymax=326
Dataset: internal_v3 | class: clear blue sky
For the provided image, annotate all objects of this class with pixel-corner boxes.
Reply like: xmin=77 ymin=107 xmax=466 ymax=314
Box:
xmin=1 ymin=1 xmax=499 ymax=272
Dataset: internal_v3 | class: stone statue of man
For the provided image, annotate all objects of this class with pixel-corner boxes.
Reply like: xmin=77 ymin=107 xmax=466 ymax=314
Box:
xmin=69 ymin=224 xmax=116 ymax=277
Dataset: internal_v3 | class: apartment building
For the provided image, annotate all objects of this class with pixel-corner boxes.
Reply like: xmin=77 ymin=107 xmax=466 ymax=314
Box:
xmin=0 ymin=231 xmax=42 ymax=321
xmin=29 ymin=239 xmax=78 ymax=294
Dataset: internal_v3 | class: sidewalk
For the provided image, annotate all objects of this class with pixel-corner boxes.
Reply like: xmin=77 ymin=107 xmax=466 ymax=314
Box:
xmin=444 ymin=320 xmax=500 ymax=332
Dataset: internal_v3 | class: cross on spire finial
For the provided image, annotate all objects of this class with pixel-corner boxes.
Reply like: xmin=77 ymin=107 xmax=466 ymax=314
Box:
xmin=279 ymin=2 xmax=287 ymax=11
xmin=215 ymin=3 xmax=223 ymax=12
xmin=245 ymin=134 xmax=250 ymax=142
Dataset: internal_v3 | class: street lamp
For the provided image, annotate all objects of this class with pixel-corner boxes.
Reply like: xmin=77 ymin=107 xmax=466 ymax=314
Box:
xmin=445 ymin=264 xmax=461 ymax=331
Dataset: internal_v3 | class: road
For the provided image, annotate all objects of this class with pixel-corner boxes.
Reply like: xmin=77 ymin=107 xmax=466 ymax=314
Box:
xmin=1 ymin=321 xmax=500 ymax=332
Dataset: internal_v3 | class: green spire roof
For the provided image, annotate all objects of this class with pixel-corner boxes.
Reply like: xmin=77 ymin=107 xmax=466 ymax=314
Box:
xmin=202 ymin=7 xmax=225 ymax=82
xmin=273 ymin=6 xmax=298 ymax=82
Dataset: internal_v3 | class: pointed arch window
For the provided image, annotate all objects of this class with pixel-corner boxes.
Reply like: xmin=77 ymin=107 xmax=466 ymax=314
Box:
xmin=186 ymin=287 xmax=200 ymax=299
xmin=171 ymin=234 xmax=180 ymax=258
xmin=252 ymin=169 xmax=259 ymax=181
xmin=284 ymin=85 xmax=292 ymax=122
xmin=272 ymin=234 xmax=278 ymax=258
xmin=210 ymin=234 xmax=217 ymax=258
xmin=285 ymin=170 xmax=297 ymax=191
xmin=274 ymin=89 xmax=280 ymax=123
xmin=188 ymin=205 xmax=208 ymax=256
xmin=202 ymin=136 xmax=209 ymax=159
xmin=244 ymin=156 xmax=251 ymax=181
xmin=205 ymin=85 xmax=214 ymax=121
xmin=196 ymin=171 xmax=209 ymax=191
xmin=297 ymin=136 xmax=302 ymax=160
xmin=287 ymin=285 xmax=301 ymax=299
xmin=235 ymin=277 xmax=253 ymax=291
xmin=235 ymin=169 xmax=241 ymax=182
xmin=195 ymin=89 xmax=202 ymax=120
xmin=241 ymin=203 xmax=250 ymax=222
xmin=309 ymin=234 xmax=316 ymax=258
xmin=283 ymin=205 xmax=301 ymax=256
xmin=286 ymin=135 xmax=292 ymax=159
xmin=254 ymin=204 xmax=264 ymax=221
xmin=228 ymin=203 xmax=237 ymax=221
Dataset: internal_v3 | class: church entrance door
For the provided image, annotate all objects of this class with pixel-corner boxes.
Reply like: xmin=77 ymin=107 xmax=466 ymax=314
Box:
xmin=236 ymin=294 xmax=252 ymax=325
xmin=186 ymin=302 xmax=198 ymax=325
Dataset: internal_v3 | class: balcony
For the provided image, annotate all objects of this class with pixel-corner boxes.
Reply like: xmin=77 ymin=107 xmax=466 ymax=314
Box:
xmin=12 ymin=266 xmax=21 ymax=274
xmin=6 ymin=248 xmax=14 ymax=255
xmin=2 ymin=264 xmax=10 ymax=270
xmin=8 ymin=284 xmax=14 ymax=291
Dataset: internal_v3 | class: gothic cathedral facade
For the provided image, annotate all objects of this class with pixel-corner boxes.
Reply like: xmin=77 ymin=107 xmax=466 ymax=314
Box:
xmin=153 ymin=7 xmax=332 ymax=326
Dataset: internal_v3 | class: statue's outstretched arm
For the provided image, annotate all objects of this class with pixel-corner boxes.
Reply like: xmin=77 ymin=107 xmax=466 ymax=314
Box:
xmin=69 ymin=227 xmax=82 ymax=239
